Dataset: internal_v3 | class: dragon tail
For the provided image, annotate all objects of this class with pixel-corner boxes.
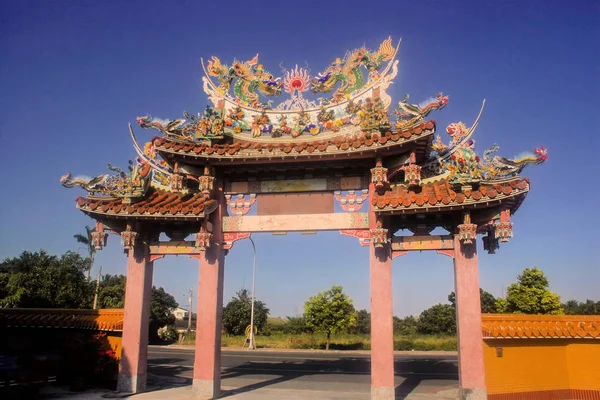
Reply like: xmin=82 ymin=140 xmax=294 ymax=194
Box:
xmin=377 ymin=36 xmax=395 ymax=61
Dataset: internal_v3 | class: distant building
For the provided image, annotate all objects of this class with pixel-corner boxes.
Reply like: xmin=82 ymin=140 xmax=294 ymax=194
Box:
xmin=173 ymin=307 xmax=196 ymax=332
xmin=173 ymin=307 xmax=189 ymax=320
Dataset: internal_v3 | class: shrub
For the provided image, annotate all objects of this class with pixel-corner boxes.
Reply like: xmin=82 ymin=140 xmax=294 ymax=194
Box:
xmin=157 ymin=325 xmax=179 ymax=342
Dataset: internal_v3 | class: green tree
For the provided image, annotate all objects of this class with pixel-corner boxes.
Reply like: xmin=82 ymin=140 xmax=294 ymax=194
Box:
xmin=222 ymin=289 xmax=270 ymax=336
xmin=97 ymin=274 xmax=126 ymax=308
xmin=448 ymin=288 xmax=498 ymax=313
xmin=393 ymin=315 xmax=418 ymax=335
xmin=500 ymin=267 xmax=564 ymax=315
xmin=349 ymin=309 xmax=370 ymax=335
xmin=95 ymin=274 xmax=179 ymax=342
xmin=282 ymin=316 xmax=311 ymax=334
xmin=149 ymin=286 xmax=179 ymax=342
xmin=74 ymin=225 xmax=97 ymax=280
xmin=563 ymin=299 xmax=600 ymax=315
xmin=417 ymin=304 xmax=456 ymax=335
xmin=0 ymin=251 xmax=93 ymax=308
xmin=304 ymin=285 xmax=357 ymax=350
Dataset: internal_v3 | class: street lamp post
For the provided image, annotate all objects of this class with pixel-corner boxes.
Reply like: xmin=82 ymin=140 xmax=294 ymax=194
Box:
xmin=248 ymin=236 xmax=257 ymax=350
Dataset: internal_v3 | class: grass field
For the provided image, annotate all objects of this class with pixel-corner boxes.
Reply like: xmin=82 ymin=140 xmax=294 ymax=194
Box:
xmin=180 ymin=332 xmax=456 ymax=351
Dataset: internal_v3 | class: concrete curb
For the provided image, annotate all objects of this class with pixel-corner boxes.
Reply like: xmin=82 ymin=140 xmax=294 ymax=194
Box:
xmin=150 ymin=344 xmax=457 ymax=357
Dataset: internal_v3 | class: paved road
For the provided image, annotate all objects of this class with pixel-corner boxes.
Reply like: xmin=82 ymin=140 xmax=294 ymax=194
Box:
xmin=147 ymin=347 xmax=459 ymax=398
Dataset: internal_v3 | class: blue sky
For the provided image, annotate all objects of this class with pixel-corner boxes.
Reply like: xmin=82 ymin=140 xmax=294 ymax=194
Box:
xmin=1 ymin=0 xmax=598 ymax=317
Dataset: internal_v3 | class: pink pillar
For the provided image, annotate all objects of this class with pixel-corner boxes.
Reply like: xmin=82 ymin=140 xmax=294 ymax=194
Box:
xmin=117 ymin=243 xmax=154 ymax=393
xmin=369 ymin=180 xmax=395 ymax=400
xmin=193 ymin=184 xmax=225 ymax=399
xmin=370 ymin=244 xmax=395 ymax=400
xmin=453 ymin=235 xmax=487 ymax=400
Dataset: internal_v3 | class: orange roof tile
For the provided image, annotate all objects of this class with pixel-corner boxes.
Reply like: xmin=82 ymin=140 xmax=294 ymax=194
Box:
xmin=482 ymin=314 xmax=600 ymax=340
xmin=0 ymin=308 xmax=124 ymax=331
xmin=372 ymin=178 xmax=529 ymax=212
xmin=76 ymin=188 xmax=218 ymax=219
xmin=153 ymin=121 xmax=436 ymax=160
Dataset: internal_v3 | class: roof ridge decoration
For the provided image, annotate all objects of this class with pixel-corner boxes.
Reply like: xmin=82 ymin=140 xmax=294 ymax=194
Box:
xmin=61 ymin=128 xmax=181 ymax=202
xmin=136 ymin=38 xmax=423 ymax=144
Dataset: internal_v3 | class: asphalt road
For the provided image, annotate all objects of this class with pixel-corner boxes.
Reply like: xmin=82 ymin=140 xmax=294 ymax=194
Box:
xmin=147 ymin=347 xmax=458 ymax=398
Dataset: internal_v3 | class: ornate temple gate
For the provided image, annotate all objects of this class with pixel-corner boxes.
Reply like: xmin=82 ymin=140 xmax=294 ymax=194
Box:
xmin=62 ymin=37 xmax=546 ymax=400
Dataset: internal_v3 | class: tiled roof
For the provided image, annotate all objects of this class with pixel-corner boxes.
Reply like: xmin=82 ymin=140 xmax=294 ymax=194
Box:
xmin=0 ymin=308 xmax=124 ymax=331
xmin=482 ymin=314 xmax=600 ymax=340
xmin=372 ymin=178 xmax=529 ymax=212
xmin=76 ymin=188 xmax=218 ymax=219
xmin=153 ymin=120 xmax=435 ymax=160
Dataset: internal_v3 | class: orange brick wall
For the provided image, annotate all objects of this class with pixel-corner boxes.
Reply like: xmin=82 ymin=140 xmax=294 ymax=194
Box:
xmin=106 ymin=332 xmax=123 ymax=359
xmin=483 ymin=338 xmax=600 ymax=397
xmin=567 ymin=342 xmax=600 ymax=390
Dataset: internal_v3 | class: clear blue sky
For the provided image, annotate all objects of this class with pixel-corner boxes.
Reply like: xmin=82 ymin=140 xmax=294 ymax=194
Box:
xmin=1 ymin=0 xmax=598 ymax=317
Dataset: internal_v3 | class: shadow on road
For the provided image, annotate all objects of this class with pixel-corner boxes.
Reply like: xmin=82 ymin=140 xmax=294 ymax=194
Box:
xmin=145 ymin=356 xmax=458 ymax=399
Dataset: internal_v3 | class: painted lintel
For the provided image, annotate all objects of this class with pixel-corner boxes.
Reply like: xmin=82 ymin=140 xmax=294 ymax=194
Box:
xmin=391 ymin=235 xmax=454 ymax=251
xmin=149 ymin=240 xmax=202 ymax=255
xmin=223 ymin=212 xmax=369 ymax=233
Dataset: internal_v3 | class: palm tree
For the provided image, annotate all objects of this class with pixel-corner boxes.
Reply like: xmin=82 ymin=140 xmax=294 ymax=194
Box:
xmin=74 ymin=225 xmax=96 ymax=281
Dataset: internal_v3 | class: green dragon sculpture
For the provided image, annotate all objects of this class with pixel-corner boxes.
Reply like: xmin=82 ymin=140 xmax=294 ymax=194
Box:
xmin=310 ymin=37 xmax=395 ymax=102
xmin=60 ymin=162 xmax=152 ymax=199
xmin=206 ymin=54 xmax=283 ymax=108
xmin=432 ymin=122 xmax=548 ymax=184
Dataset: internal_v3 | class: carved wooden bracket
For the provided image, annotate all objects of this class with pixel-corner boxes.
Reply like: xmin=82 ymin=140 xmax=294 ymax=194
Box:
xmin=392 ymin=250 xmax=408 ymax=259
xmin=223 ymin=232 xmax=251 ymax=250
xmin=334 ymin=190 xmax=369 ymax=212
xmin=457 ymin=212 xmax=477 ymax=244
xmin=370 ymin=157 xmax=389 ymax=194
xmin=121 ymin=227 xmax=138 ymax=250
xmin=149 ymin=254 xmax=165 ymax=262
xmin=340 ymin=229 xmax=371 ymax=246
xmin=495 ymin=209 xmax=513 ymax=243
xmin=436 ymin=249 xmax=455 ymax=259
xmin=91 ymin=222 xmax=108 ymax=250
xmin=225 ymin=194 xmax=257 ymax=216
xmin=169 ymin=174 xmax=184 ymax=191
xmin=195 ymin=225 xmax=212 ymax=251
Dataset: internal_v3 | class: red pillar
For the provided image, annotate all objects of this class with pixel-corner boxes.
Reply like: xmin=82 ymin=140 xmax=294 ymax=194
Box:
xmin=369 ymin=181 xmax=395 ymax=400
xmin=193 ymin=184 xmax=225 ymax=398
xmin=370 ymin=244 xmax=395 ymax=400
xmin=453 ymin=235 xmax=487 ymax=400
xmin=117 ymin=243 xmax=154 ymax=393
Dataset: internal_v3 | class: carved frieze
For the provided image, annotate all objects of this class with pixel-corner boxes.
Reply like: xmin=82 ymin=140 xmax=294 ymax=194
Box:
xmin=225 ymin=194 xmax=257 ymax=216
xmin=334 ymin=190 xmax=369 ymax=212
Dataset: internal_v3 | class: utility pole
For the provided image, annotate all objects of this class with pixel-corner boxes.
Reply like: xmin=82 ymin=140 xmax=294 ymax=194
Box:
xmin=93 ymin=265 xmax=102 ymax=309
xmin=188 ymin=288 xmax=193 ymax=332
xmin=248 ymin=237 xmax=257 ymax=350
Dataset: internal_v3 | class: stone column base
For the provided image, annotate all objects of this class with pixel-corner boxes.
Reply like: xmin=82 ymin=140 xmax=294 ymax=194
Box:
xmin=117 ymin=374 xmax=146 ymax=393
xmin=193 ymin=379 xmax=220 ymax=399
xmin=371 ymin=386 xmax=395 ymax=400
xmin=460 ymin=387 xmax=487 ymax=400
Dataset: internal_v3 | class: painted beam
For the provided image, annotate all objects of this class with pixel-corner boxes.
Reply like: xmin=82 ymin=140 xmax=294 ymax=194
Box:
xmin=226 ymin=176 xmax=368 ymax=194
xmin=148 ymin=241 xmax=202 ymax=255
xmin=391 ymin=235 xmax=454 ymax=251
xmin=223 ymin=212 xmax=369 ymax=233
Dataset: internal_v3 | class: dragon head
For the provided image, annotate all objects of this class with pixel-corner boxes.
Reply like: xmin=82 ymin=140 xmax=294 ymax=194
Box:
xmin=446 ymin=122 xmax=469 ymax=143
xmin=534 ymin=146 xmax=548 ymax=163
xmin=310 ymin=57 xmax=343 ymax=94
xmin=436 ymin=93 xmax=449 ymax=108
xmin=60 ymin=173 xmax=71 ymax=185
xmin=136 ymin=115 xmax=152 ymax=128
xmin=254 ymin=64 xmax=283 ymax=96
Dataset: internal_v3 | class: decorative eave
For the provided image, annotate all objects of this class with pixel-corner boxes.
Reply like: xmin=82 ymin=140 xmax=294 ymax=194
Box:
xmin=371 ymin=177 xmax=530 ymax=215
xmin=482 ymin=314 xmax=600 ymax=340
xmin=76 ymin=188 xmax=218 ymax=221
xmin=152 ymin=120 xmax=436 ymax=165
